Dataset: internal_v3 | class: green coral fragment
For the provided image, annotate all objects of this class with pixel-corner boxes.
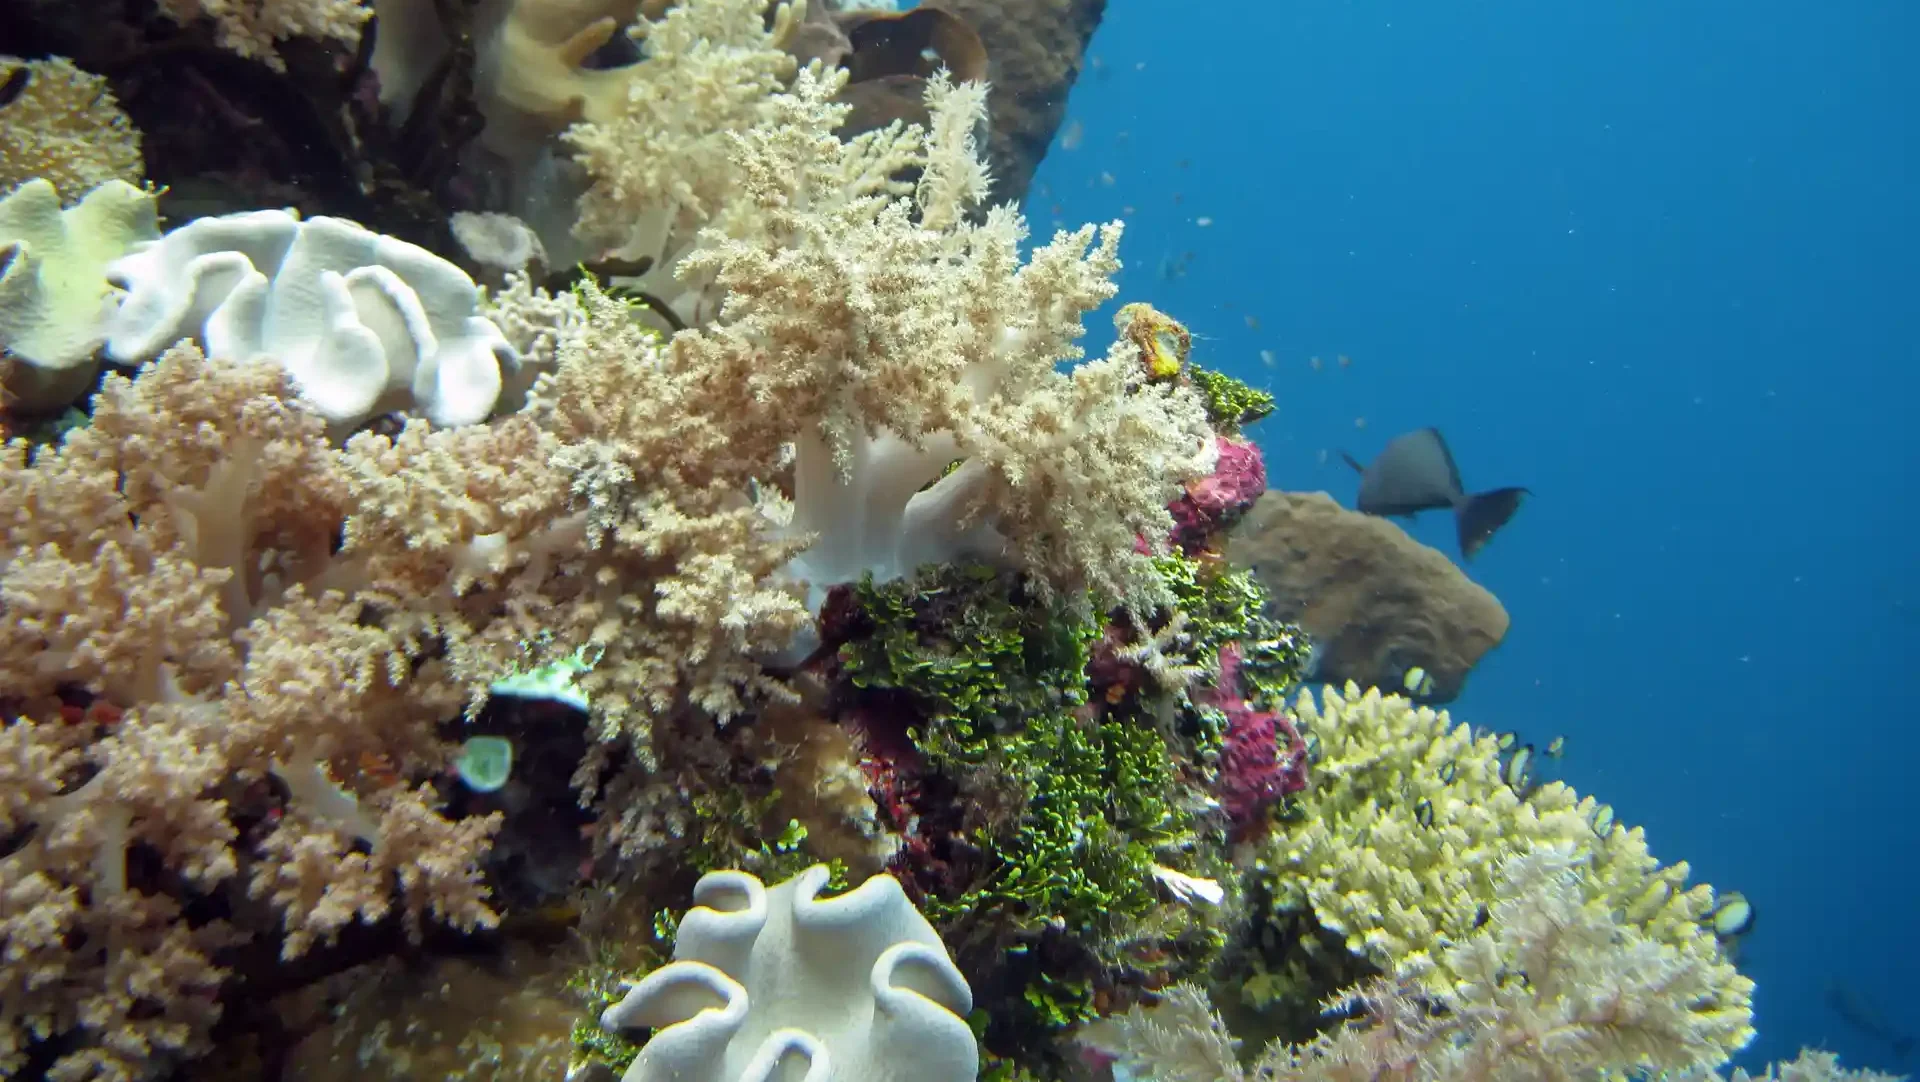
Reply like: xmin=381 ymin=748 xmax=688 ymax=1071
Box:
xmin=841 ymin=564 xmax=1097 ymax=753
xmin=843 ymin=564 xmax=1176 ymax=937
xmin=490 ymin=648 xmax=594 ymax=711
xmin=1154 ymin=553 xmax=1312 ymax=710
xmin=1189 ymin=365 xmax=1274 ymax=436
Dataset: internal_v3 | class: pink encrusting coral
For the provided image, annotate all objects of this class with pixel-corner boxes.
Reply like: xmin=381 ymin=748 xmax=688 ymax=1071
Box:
xmin=1203 ymin=643 xmax=1307 ymax=839
xmin=1169 ymin=436 xmax=1267 ymax=553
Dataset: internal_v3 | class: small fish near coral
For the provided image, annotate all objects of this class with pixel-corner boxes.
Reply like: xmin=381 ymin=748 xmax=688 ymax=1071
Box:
xmin=1340 ymin=427 xmax=1529 ymax=560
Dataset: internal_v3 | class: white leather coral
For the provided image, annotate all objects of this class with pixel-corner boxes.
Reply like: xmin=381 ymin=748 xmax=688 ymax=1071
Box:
xmin=103 ymin=208 xmax=517 ymax=428
xmin=602 ymin=865 xmax=978 ymax=1082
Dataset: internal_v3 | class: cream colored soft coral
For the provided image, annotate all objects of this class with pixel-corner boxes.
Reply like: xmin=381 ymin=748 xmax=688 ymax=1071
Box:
xmin=663 ymin=66 xmax=1216 ymax=616
xmin=156 ymin=0 xmax=370 ymax=69
xmin=564 ymin=0 xmax=810 ymax=321
xmin=0 ymin=347 xmax=499 ymax=1080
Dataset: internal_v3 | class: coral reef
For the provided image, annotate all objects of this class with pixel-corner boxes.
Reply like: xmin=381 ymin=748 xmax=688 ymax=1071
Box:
xmin=0 ymin=347 xmax=502 ymax=1080
xmin=1227 ymin=490 xmax=1509 ymax=703
xmin=1169 ymin=437 xmax=1266 ymax=553
xmin=0 ymin=3 xmax=1791 ymax=1081
xmin=1197 ymin=643 xmax=1305 ymax=839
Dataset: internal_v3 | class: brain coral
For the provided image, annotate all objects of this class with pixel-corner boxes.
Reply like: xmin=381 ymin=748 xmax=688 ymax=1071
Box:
xmin=602 ymin=865 xmax=978 ymax=1082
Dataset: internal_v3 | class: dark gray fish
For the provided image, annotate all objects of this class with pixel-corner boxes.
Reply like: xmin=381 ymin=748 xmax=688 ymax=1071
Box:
xmin=0 ymin=65 xmax=29 ymax=109
xmin=1340 ymin=427 xmax=1528 ymax=560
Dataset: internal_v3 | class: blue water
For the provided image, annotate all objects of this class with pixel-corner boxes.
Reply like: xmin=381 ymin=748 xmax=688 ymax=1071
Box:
xmin=1026 ymin=0 xmax=1918 ymax=1072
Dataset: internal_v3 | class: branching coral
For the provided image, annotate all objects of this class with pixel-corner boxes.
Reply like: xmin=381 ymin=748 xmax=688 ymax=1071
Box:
xmin=1255 ymin=682 xmax=1753 ymax=1059
xmin=0 ymin=332 xmax=815 ymax=1075
xmin=1086 ymin=845 xmax=1770 ymax=1080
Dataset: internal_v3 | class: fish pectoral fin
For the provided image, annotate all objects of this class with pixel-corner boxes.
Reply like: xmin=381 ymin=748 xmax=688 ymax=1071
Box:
xmin=1457 ymin=486 xmax=1530 ymax=560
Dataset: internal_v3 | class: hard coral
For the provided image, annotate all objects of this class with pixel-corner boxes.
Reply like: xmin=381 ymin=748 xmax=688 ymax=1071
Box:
xmin=1257 ymin=682 xmax=1754 ymax=1059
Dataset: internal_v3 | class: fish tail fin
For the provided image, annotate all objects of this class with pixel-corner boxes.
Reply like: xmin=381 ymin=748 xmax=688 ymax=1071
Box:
xmin=1456 ymin=487 xmax=1530 ymax=560
xmin=1338 ymin=451 xmax=1367 ymax=474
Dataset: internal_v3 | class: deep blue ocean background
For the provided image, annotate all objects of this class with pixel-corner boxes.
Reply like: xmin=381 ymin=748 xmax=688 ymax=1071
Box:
xmin=1021 ymin=0 xmax=1917 ymax=1072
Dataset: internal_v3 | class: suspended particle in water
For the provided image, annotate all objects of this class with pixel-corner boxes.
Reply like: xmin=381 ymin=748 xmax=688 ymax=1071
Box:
xmin=1260 ymin=349 xmax=1276 ymax=367
xmin=1310 ymin=356 xmax=1323 ymax=371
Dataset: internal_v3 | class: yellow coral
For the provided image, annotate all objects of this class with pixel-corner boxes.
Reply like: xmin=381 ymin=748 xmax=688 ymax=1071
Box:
xmin=1263 ymin=682 xmax=1751 ymax=1044
xmin=0 ymin=56 xmax=144 ymax=200
xmin=0 ymin=178 xmax=159 ymax=410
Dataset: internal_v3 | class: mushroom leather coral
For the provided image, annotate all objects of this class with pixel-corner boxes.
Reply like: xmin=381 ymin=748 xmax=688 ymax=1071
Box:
xmin=103 ymin=209 xmax=518 ymax=428
xmin=0 ymin=178 xmax=159 ymax=411
xmin=602 ymin=865 xmax=977 ymax=1082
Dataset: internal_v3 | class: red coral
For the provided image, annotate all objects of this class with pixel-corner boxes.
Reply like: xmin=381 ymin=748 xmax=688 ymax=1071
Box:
xmin=1168 ymin=436 xmax=1266 ymax=552
xmin=1203 ymin=643 xmax=1306 ymax=840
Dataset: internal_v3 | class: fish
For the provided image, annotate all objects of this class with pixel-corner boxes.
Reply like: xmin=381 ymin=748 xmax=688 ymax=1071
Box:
xmin=1502 ymin=743 xmax=1535 ymax=796
xmin=0 ymin=65 xmax=28 ymax=109
xmin=1401 ymin=665 xmax=1435 ymax=698
xmin=1339 ymin=427 xmax=1529 ymax=560
xmin=1827 ymin=981 xmax=1916 ymax=1061
xmin=1413 ymin=799 xmax=1435 ymax=828
xmin=1545 ymin=735 xmax=1566 ymax=758
xmin=1706 ymin=891 xmax=1754 ymax=941
xmin=1589 ymin=803 xmax=1616 ymax=837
